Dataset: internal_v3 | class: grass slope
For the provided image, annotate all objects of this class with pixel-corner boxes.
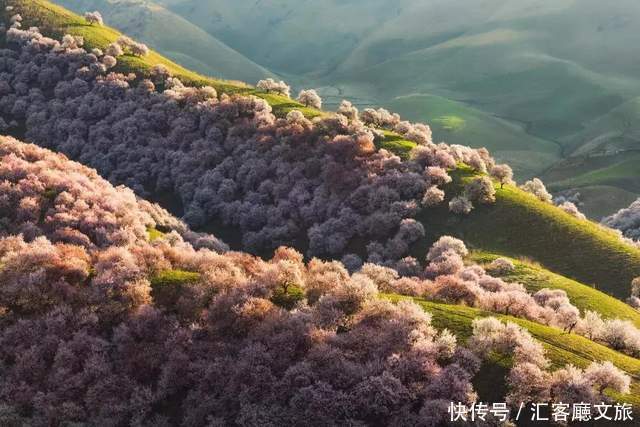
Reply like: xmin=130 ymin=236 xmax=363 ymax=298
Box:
xmin=332 ymin=0 xmax=640 ymax=139
xmin=5 ymin=0 xmax=419 ymax=155
xmin=7 ymin=0 xmax=640 ymax=415
xmin=385 ymin=294 xmax=640 ymax=405
xmin=472 ymin=252 xmax=640 ymax=327
xmin=146 ymin=226 xmax=166 ymax=242
xmin=156 ymin=0 xmax=399 ymax=77
xmin=548 ymin=153 xmax=640 ymax=195
xmin=544 ymin=130 xmax=640 ymax=218
xmin=412 ymin=167 xmax=640 ymax=300
xmin=562 ymin=97 xmax=640 ymax=157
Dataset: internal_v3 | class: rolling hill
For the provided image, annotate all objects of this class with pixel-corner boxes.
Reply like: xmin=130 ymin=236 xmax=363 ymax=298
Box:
xmin=543 ymin=97 xmax=640 ymax=217
xmin=384 ymin=93 xmax=561 ymax=178
xmin=4 ymin=0 xmax=640 ymax=301
xmin=52 ymin=0 xmax=273 ymax=82
xmin=4 ymin=0 xmax=640 ymax=347
xmin=2 ymin=134 xmax=637 ymax=423
xmin=471 ymin=252 xmax=640 ymax=327
xmin=80 ymin=0 xmax=640 ymax=215
xmin=51 ymin=0 xmax=570 ymax=176
xmin=3 ymin=2 xmax=640 ymax=421
xmin=411 ymin=166 xmax=640 ymax=300
xmin=1 ymin=0 xmax=331 ymax=120
xmin=386 ymin=295 xmax=640 ymax=406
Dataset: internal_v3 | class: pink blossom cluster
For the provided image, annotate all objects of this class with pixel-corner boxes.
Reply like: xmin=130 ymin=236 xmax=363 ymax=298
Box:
xmin=0 ymin=136 xmax=226 ymax=251
xmin=0 ymin=27 xmax=497 ymax=265
xmin=470 ymin=318 xmax=630 ymax=407
xmin=0 ymin=137 xmax=479 ymax=425
xmin=363 ymin=236 xmax=640 ymax=357
xmin=604 ymin=198 xmax=640 ymax=242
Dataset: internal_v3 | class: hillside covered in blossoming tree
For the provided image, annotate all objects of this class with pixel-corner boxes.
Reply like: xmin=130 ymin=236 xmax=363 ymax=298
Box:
xmin=1 ymin=1 xmax=640 ymax=425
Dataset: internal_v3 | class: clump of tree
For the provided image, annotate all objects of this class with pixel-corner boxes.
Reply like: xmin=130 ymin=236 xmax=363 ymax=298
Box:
xmin=520 ymin=178 xmax=552 ymax=203
xmin=101 ymin=54 xmax=117 ymax=69
xmin=105 ymin=41 xmax=123 ymax=57
xmin=12 ymin=27 xmax=638 ymax=355
xmin=256 ymin=77 xmax=291 ymax=97
xmin=357 ymin=107 xmax=433 ymax=145
xmin=557 ymin=201 xmax=586 ymax=220
xmin=101 ymin=35 xmax=149 ymax=58
xmin=573 ymin=310 xmax=640 ymax=357
xmin=9 ymin=13 xmax=21 ymax=29
xmin=0 ymin=136 xmax=636 ymax=424
xmin=628 ymin=277 xmax=640 ymax=309
xmin=465 ymin=176 xmax=496 ymax=204
xmin=0 ymin=136 xmax=227 ymax=251
xmin=336 ymin=99 xmax=358 ymax=121
xmin=488 ymin=257 xmax=515 ymax=274
xmin=296 ymin=88 xmax=322 ymax=109
xmin=552 ymin=192 xmax=587 ymax=220
xmin=421 ymin=185 xmax=445 ymax=207
xmin=471 ymin=318 xmax=631 ymax=407
xmin=449 ymin=196 xmax=473 ymax=215
xmin=603 ymin=198 xmax=640 ymax=242
xmin=149 ymin=63 xmax=171 ymax=84
xmin=0 ymin=138 xmax=481 ymax=425
xmin=0 ymin=27 xmax=500 ymax=267
xmin=490 ymin=164 xmax=513 ymax=188
xmin=84 ymin=11 xmax=103 ymax=26
xmin=360 ymin=107 xmax=399 ymax=127
xmin=116 ymin=35 xmax=149 ymax=56
xmin=368 ymin=236 xmax=640 ymax=356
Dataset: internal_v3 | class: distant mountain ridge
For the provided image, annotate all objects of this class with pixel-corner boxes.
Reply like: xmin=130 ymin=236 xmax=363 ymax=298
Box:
xmin=55 ymin=0 xmax=273 ymax=82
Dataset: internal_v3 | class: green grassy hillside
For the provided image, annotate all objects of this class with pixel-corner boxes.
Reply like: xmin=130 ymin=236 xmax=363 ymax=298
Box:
xmin=544 ymin=159 xmax=640 ymax=219
xmin=561 ymin=185 xmax=638 ymax=221
xmin=156 ymin=0 xmax=399 ymax=77
xmin=385 ymin=295 xmax=640 ymax=405
xmin=561 ymin=97 xmax=640 ymax=157
xmin=472 ymin=253 xmax=640 ymax=327
xmin=4 ymin=2 xmax=640 ymax=411
xmin=412 ymin=167 xmax=640 ymax=300
xmin=541 ymin=98 xmax=640 ymax=216
xmin=544 ymin=97 xmax=640 ymax=196
xmin=52 ymin=0 xmax=273 ymax=83
xmin=549 ymin=154 xmax=640 ymax=195
xmin=329 ymin=0 xmax=640 ymax=139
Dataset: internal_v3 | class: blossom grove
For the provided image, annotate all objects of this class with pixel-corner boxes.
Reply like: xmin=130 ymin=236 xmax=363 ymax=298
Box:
xmin=0 ymin=15 xmax=636 ymax=425
xmin=0 ymin=136 xmax=481 ymax=425
xmin=0 ymin=26 xmax=498 ymax=267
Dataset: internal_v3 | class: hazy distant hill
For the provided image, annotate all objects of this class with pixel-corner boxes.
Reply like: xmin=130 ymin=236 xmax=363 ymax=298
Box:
xmin=54 ymin=0 xmax=273 ymax=82
xmin=154 ymin=0 xmax=640 ymax=133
